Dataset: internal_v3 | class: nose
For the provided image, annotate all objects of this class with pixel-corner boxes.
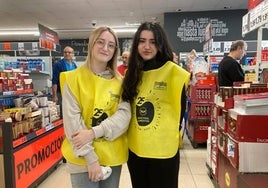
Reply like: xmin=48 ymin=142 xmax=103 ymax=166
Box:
xmin=144 ymin=41 xmax=151 ymax=49
xmin=102 ymin=43 xmax=109 ymax=50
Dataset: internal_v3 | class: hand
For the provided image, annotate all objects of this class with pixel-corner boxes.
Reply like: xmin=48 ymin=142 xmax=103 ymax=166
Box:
xmin=88 ymin=161 xmax=103 ymax=182
xmin=52 ymin=95 xmax=58 ymax=103
xmin=72 ymin=129 xmax=95 ymax=148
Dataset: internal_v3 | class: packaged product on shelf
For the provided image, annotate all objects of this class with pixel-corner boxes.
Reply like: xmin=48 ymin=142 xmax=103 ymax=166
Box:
xmin=0 ymin=111 xmax=11 ymax=121
xmin=23 ymin=97 xmax=39 ymax=111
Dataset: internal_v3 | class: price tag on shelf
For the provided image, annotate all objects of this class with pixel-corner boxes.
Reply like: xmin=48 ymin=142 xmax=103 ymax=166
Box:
xmin=36 ymin=128 xmax=46 ymax=136
xmin=13 ymin=136 xmax=27 ymax=148
xmin=45 ymin=123 xmax=54 ymax=131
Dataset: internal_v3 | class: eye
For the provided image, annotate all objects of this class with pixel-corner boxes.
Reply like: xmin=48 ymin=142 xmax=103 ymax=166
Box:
xmin=139 ymin=38 xmax=146 ymax=43
xmin=97 ymin=39 xmax=105 ymax=45
xmin=108 ymin=43 xmax=116 ymax=50
xmin=150 ymin=40 xmax=156 ymax=44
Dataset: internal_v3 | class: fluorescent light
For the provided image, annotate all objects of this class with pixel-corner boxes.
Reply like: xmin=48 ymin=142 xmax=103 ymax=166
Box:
xmin=114 ymin=28 xmax=137 ymax=33
xmin=0 ymin=30 xmax=40 ymax=36
xmin=0 ymin=27 xmax=137 ymax=37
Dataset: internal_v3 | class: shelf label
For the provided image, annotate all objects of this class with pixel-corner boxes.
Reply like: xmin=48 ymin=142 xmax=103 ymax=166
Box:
xmin=35 ymin=128 xmax=45 ymax=136
xmin=53 ymin=119 xmax=63 ymax=127
xmin=32 ymin=42 xmax=38 ymax=50
xmin=13 ymin=136 xmax=27 ymax=148
xmin=3 ymin=42 xmax=11 ymax=51
xmin=45 ymin=123 xmax=54 ymax=131
xmin=18 ymin=43 xmax=24 ymax=51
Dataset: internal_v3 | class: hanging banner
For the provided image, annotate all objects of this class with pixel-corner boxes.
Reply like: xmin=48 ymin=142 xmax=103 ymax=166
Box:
xmin=243 ymin=0 xmax=268 ymax=35
xmin=204 ymin=22 xmax=212 ymax=42
xmin=38 ymin=23 xmax=60 ymax=52
xmin=248 ymin=0 xmax=263 ymax=10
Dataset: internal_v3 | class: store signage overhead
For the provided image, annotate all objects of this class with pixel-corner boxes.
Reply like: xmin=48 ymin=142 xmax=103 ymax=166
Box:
xmin=242 ymin=0 xmax=268 ymax=35
xmin=248 ymin=0 xmax=264 ymax=10
xmin=38 ymin=23 xmax=60 ymax=52
xmin=0 ymin=42 xmax=39 ymax=51
xmin=203 ymin=23 xmax=213 ymax=53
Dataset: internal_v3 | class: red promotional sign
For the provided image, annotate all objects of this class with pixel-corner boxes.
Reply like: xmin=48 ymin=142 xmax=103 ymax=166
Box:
xmin=248 ymin=0 xmax=263 ymax=10
xmin=3 ymin=42 xmax=11 ymax=51
xmin=38 ymin=23 xmax=59 ymax=51
xmin=13 ymin=126 xmax=64 ymax=188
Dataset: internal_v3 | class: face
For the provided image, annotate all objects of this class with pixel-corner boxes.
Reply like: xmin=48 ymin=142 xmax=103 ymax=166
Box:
xmin=173 ymin=52 xmax=178 ymax=64
xmin=236 ymin=44 xmax=247 ymax=60
xmin=63 ymin=47 xmax=74 ymax=61
xmin=138 ymin=30 xmax=157 ymax=61
xmin=92 ymin=30 xmax=116 ymax=63
xmin=121 ymin=52 xmax=130 ymax=65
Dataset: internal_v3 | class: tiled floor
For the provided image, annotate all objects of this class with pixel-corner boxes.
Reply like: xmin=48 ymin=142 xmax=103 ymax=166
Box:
xmin=38 ymin=135 xmax=215 ymax=188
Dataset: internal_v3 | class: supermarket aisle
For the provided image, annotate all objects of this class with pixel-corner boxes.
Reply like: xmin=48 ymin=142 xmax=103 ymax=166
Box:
xmin=38 ymin=136 xmax=214 ymax=188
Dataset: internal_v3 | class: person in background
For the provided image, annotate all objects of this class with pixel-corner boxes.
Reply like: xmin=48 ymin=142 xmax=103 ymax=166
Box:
xmin=117 ymin=51 xmax=130 ymax=76
xmin=172 ymin=52 xmax=179 ymax=64
xmin=52 ymin=46 xmax=77 ymax=117
xmin=61 ymin=26 xmax=130 ymax=188
xmin=218 ymin=40 xmax=247 ymax=87
xmin=121 ymin=22 xmax=190 ymax=188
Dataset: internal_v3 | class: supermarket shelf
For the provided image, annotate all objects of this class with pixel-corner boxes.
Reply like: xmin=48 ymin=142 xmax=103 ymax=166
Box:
xmin=1 ymin=89 xmax=34 ymax=96
xmin=12 ymin=119 xmax=63 ymax=148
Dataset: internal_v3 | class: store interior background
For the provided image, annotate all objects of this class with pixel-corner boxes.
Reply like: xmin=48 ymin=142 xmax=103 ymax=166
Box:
xmin=1 ymin=0 xmax=268 ymax=188
xmin=1 ymin=0 xmax=267 ymax=92
xmin=1 ymin=1 xmax=267 ymax=59
xmin=0 ymin=0 xmax=260 ymax=93
xmin=1 ymin=0 xmax=267 ymax=67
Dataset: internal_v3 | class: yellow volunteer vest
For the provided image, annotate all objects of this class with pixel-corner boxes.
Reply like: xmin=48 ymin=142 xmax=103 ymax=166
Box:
xmin=128 ymin=61 xmax=190 ymax=158
xmin=61 ymin=65 xmax=128 ymax=166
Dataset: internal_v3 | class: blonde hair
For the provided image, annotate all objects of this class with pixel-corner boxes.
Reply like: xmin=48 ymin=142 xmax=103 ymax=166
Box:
xmin=86 ymin=26 xmax=121 ymax=79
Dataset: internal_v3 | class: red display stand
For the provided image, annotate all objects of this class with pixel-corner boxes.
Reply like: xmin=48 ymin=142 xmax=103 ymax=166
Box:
xmin=217 ymin=149 xmax=268 ymax=188
xmin=188 ymin=85 xmax=216 ymax=103
xmin=1 ymin=119 xmax=64 ymax=188
xmin=186 ymin=85 xmax=216 ymax=148
xmin=208 ymin=91 xmax=268 ymax=187
xmin=228 ymin=110 xmax=268 ymax=142
xmin=237 ymin=173 xmax=268 ymax=188
xmin=218 ymin=151 xmax=238 ymax=188
xmin=187 ymin=119 xmax=210 ymax=148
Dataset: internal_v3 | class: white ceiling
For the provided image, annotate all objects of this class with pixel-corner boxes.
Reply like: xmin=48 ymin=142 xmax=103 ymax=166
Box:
xmin=0 ymin=0 xmax=248 ymax=41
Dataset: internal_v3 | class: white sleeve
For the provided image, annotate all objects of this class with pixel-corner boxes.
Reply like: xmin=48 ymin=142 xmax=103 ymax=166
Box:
xmin=62 ymin=84 xmax=98 ymax=164
xmin=92 ymin=101 xmax=131 ymax=141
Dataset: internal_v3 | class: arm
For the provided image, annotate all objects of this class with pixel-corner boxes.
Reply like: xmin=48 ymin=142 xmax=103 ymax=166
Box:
xmin=92 ymin=101 xmax=131 ymax=140
xmin=52 ymin=63 xmax=60 ymax=103
xmin=231 ymin=63 xmax=244 ymax=81
xmin=72 ymin=101 xmax=131 ymax=147
xmin=62 ymin=84 xmax=98 ymax=163
xmin=63 ymin=84 xmax=103 ymax=181
xmin=224 ymin=60 xmax=244 ymax=83
xmin=52 ymin=84 xmax=58 ymax=103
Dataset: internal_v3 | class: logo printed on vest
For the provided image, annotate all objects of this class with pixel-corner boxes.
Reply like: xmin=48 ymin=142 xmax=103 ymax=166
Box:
xmin=109 ymin=90 xmax=120 ymax=102
xmin=92 ymin=108 xmax=108 ymax=127
xmin=154 ymin=81 xmax=167 ymax=90
xmin=136 ymin=97 xmax=154 ymax=126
